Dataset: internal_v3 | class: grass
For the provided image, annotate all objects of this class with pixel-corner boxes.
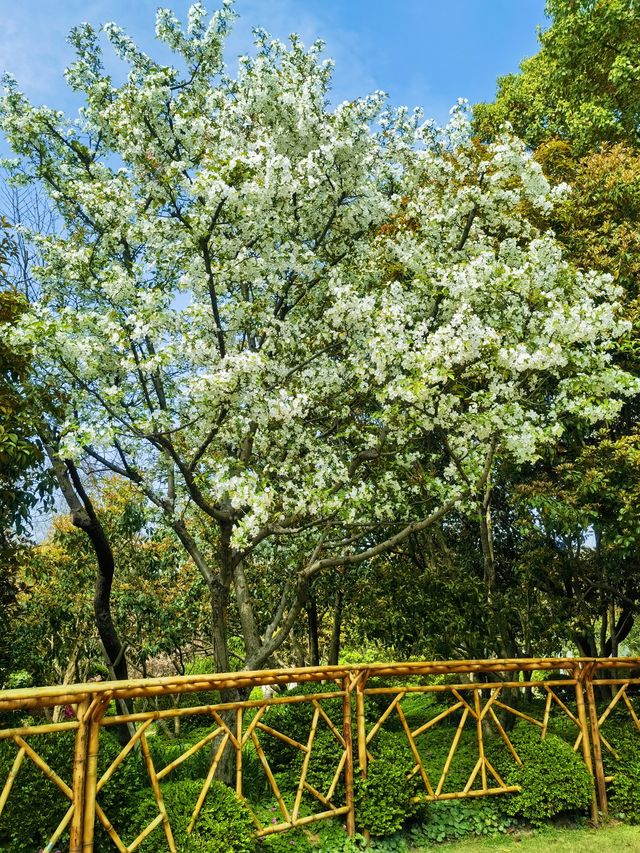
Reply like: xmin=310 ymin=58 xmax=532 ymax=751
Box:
xmin=419 ymin=823 xmax=640 ymax=852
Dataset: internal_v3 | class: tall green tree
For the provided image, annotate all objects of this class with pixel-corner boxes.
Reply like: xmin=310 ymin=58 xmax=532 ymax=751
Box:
xmin=1 ymin=4 xmax=634 ymax=677
xmin=473 ymin=0 xmax=640 ymax=657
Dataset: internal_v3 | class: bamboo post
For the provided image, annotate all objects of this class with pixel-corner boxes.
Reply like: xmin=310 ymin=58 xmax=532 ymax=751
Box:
xmin=236 ymin=707 xmax=243 ymax=798
xmin=474 ymin=691 xmax=487 ymax=791
xmin=355 ymin=672 xmax=368 ymax=778
xmin=292 ymin=706 xmax=320 ymax=822
xmin=436 ymin=708 xmax=469 ymax=796
xmin=83 ymin=696 xmax=108 ymax=852
xmin=70 ymin=698 xmax=90 ymax=853
xmin=584 ymin=669 xmax=608 ymax=817
xmin=342 ymin=675 xmax=355 ymax=838
xmin=188 ymin=732 xmax=230 ymax=833
xmin=139 ymin=729 xmax=177 ymax=853
xmin=574 ymin=669 xmax=598 ymax=823
xmin=0 ymin=746 xmax=25 ymax=817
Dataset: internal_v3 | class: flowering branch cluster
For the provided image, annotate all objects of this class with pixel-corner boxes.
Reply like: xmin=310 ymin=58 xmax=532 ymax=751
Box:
xmin=1 ymin=4 xmax=636 ymax=669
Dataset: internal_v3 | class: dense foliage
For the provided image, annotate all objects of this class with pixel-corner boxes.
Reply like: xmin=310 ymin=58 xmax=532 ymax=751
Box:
xmin=2 ymin=2 xmax=640 ymax=849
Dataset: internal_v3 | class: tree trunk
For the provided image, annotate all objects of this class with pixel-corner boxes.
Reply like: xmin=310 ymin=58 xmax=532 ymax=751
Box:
xmin=328 ymin=590 xmax=343 ymax=666
xmin=307 ymin=591 xmax=320 ymax=667
xmin=46 ymin=451 xmax=132 ymax=745
xmin=233 ymin=559 xmax=261 ymax=662
xmin=210 ymin=579 xmax=231 ymax=675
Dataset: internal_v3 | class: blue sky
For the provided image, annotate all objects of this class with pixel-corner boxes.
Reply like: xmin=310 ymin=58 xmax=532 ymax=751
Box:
xmin=0 ymin=0 xmax=547 ymax=123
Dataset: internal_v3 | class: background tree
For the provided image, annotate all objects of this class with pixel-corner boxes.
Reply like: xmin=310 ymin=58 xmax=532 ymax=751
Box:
xmin=472 ymin=0 xmax=640 ymax=658
xmin=1 ymin=5 xmax=635 ymax=679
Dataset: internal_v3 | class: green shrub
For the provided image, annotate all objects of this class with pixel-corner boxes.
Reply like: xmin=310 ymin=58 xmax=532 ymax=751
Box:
xmin=354 ymin=732 xmax=419 ymax=837
xmin=256 ymin=826 xmax=310 ymax=852
xmin=602 ymin=718 xmax=640 ymax=823
xmin=129 ymin=778 xmax=254 ymax=852
xmin=147 ymin=727 xmax=214 ymax=783
xmin=0 ymin=727 xmax=147 ymax=853
xmin=303 ymin=728 xmax=346 ymax=798
xmin=609 ymin=768 xmax=640 ymax=824
xmin=496 ymin=725 xmax=593 ymax=825
xmin=0 ymin=730 xmax=75 ymax=853
xmin=259 ymin=683 xmax=342 ymax=772
xmin=411 ymin=799 xmax=512 ymax=843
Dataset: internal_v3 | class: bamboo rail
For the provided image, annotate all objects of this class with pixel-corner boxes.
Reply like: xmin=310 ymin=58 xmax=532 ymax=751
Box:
xmin=1 ymin=657 xmax=639 ymax=850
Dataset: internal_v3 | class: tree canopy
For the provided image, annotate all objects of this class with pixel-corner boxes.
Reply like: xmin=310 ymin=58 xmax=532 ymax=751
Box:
xmin=1 ymin=2 xmax=639 ymax=676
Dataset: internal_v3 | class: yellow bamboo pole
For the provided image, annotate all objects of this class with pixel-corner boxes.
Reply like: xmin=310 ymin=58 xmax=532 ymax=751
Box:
xmin=303 ymin=780 xmax=332 ymax=807
xmin=342 ymin=674 xmax=355 ymax=838
xmin=622 ymin=692 xmax=640 ymax=731
xmin=396 ymin=703 xmax=434 ymax=797
xmin=241 ymin=706 xmax=266 ymax=747
xmin=13 ymin=735 xmax=73 ymax=799
xmin=488 ymin=708 xmax=522 ymax=765
xmin=356 ymin=673 xmax=368 ymax=779
xmin=366 ymin=692 xmax=406 ymax=744
xmin=3 ymin=655 xmax=640 ymax=847
xmin=250 ymin=730 xmax=290 ymax=823
xmin=0 ymin=720 xmax=79 ymax=740
xmin=97 ymin=718 xmax=153 ymax=793
xmin=597 ymin=683 xmax=628 ymax=727
xmin=541 ymin=690 xmax=553 ymax=740
xmin=70 ymin=698 xmax=90 ymax=853
xmin=313 ymin=699 xmax=346 ymax=748
xmin=574 ymin=670 xmax=598 ymax=823
xmin=128 ymin=813 xmax=164 ymax=853
xmin=0 ymin=746 xmax=25 ymax=817
xmin=292 ymin=706 xmax=320 ymax=822
xmin=45 ymin=803 xmax=75 ymax=852
xmin=255 ymin=721 xmax=308 ymax=752
xmin=479 ymin=687 xmax=502 ymax=721
xmin=326 ymin=748 xmax=348 ymax=802
xmin=492 ymin=700 xmax=543 ymax=727
xmin=188 ymin=732 xmax=230 ymax=833
xmin=139 ymin=730 xmax=176 ymax=853
xmin=157 ymin=726 xmax=223 ymax=781
xmin=474 ymin=691 xmax=487 ymax=790
xmin=236 ymin=706 xmax=243 ymax=798
xmin=463 ymin=756 xmax=483 ymax=794
xmin=94 ymin=802 xmax=128 ymax=853
xmin=82 ymin=697 xmax=109 ymax=853
xmin=584 ymin=672 xmax=608 ymax=817
xmin=485 ymin=756 xmax=506 ymax=788
xmin=252 ymin=806 xmax=347 ymax=838
xmin=410 ymin=785 xmax=520 ymax=804
xmin=1 ymin=656 xmax=631 ymax=712
xmin=411 ymin=701 xmax=464 ymax=739
xmin=210 ymin=709 xmax=240 ymax=749
xmin=547 ymin=688 xmax=581 ymax=728
xmin=451 ymin=688 xmax=478 ymax=719
xmin=435 ymin=707 xmax=469 ymax=796
xmin=255 ymin=805 xmax=351 ymax=836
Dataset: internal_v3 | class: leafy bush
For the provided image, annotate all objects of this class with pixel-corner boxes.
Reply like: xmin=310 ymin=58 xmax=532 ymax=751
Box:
xmin=256 ymin=827 xmax=311 ymax=852
xmin=304 ymin=728 xmax=346 ymax=798
xmin=0 ymin=730 xmax=75 ymax=853
xmin=129 ymin=778 xmax=254 ymax=852
xmin=354 ymin=732 xmax=419 ymax=837
xmin=147 ymin=727 xmax=213 ymax=783
xmin=496 ymin=725 xmax=593 ymax=824
xmin=259 ymin=683 xmax=342 ymax=772
xmin=0 ymin=727 xmax=147 ymax=853
xmin=602 ymin=718 xmax=640 ymax=823
xmin=411 ymin=799 xmax=512 ymax=843
xmin=609 ymin=768 xmax=640 ymax=824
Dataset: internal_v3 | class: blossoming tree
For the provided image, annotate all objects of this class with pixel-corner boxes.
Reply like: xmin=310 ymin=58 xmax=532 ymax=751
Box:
xmin=1 ymin=3 xmax=636 ymax=673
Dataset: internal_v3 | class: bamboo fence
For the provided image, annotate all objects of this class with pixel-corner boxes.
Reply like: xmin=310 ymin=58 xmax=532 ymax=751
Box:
xmin=0 ymin=657 xmax=639 ymax=852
